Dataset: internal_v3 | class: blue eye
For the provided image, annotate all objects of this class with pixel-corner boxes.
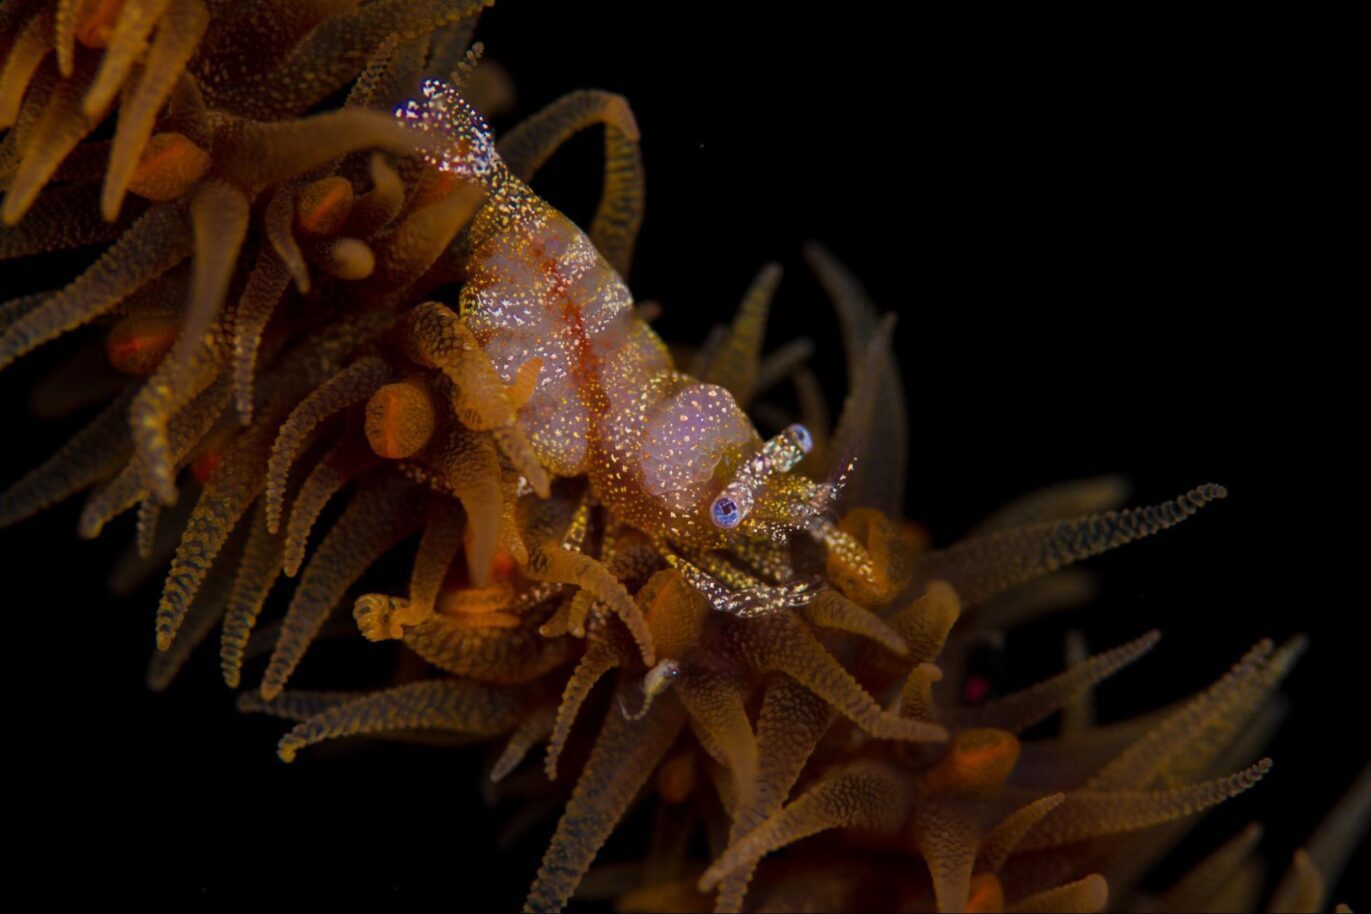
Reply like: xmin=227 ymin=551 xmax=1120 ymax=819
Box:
xmin=711 ymin=495 xmax=741 ymax=528
xmin=789 ymin=424 xmax=813 ymax=454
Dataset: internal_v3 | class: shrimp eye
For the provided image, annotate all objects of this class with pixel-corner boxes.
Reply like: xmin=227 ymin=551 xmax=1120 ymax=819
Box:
xmin=788 ymin=423 xmax=814 ymax=454
xmin=711 ymin=495 xmax=742 ymax=528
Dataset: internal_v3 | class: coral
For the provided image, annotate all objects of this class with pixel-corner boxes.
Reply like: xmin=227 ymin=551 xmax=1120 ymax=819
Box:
xmin=0 ymin=3 xmax=1364 ymax=912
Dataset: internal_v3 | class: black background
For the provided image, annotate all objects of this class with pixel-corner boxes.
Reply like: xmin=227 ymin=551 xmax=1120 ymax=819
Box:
xmin=1 ymin=2 xmax=1360 ymax=908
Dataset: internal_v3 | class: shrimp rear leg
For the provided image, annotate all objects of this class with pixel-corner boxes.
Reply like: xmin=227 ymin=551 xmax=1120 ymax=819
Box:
xmin=397 ymin=301 xmax=551 ymax=497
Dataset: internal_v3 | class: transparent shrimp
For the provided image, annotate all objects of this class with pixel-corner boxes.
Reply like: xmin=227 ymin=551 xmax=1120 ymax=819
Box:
xmin=397 ymin=80 xmax=851 ymax=614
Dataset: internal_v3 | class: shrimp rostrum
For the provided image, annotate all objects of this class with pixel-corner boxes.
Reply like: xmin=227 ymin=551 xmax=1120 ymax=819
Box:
xmin=379 ymin=79 xmax=878 ymax=621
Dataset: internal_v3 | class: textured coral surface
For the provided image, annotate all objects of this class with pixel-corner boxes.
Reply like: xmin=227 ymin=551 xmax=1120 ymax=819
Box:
xmin=1 ymin=2 xmax=1364 ymax=910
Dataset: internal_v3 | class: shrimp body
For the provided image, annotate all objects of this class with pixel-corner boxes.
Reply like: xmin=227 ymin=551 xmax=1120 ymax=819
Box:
xmin=407 ymin=80 xmax=775 ymax=550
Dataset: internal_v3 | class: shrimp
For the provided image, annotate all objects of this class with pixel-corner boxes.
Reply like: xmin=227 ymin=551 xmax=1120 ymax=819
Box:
xmin=395 ymin=80 xmax=858 ymax=616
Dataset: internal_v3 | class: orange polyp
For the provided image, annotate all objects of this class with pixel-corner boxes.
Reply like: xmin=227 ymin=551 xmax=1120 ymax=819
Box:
xmin=656 ymin=751 xmax=696 ymax=804
xmin=295 ymin=176 xmax=355 ymax=236
xmin=190 ymin=426 xmax=236 ymax=484
xmin=75 ymin=0 xmax=126 ymax=48
xmin=127 ymin=132 xmax=211 ymax=203
xmin=966 ymin=873 xmax=1005 ymax=913
xmin=365 ymin=377 xmax=436 ymax=459
xmin=106 ymin=313 xmax=181 ymax=375
xmin=319 ymin=238 xmax=375 ymax=280
xmin=491 ymin=549 xmax=517 ymax=579
xmin=437 ymin=580 xmax=514 ymax=616
xmin=453 ymin=610 xmax=520 ymax=629
xmin=191 ymin=448 xmax=222 ymax=485
xmin=410 ymin=169 xmax=462 ymax=209
xmin=922 ymin=728 xmax=1021 ymax=798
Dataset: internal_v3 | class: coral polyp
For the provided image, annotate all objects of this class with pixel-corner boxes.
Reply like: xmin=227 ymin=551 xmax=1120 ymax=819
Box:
xmin=0 ymin=2 xmax=1364 ymax=911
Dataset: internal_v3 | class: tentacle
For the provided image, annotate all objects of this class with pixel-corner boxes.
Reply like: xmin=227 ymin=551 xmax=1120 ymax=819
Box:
xmin=201 ymin=0 xmax=488 ymax=119
xmin=80 ymin=374 xmax=229 ymax=537
xmin=260 ymin=475 xmax=423 ymax=699
xmin=699 ymin=761 xmax=910 ymax=892
xmin=0 ymin=59 xmax=57 ymax=190
xmin=496 ymin=89 xmax=644 ymax=276
xmin=1157 ymin=823 xmax=1263 ymax=913
xmin=896 ymin=662 xmax=943 ymax=723
xmin=740 ymin=612 xmax=946 ymax=743
xmin=426 ymin=422 xmax=503 ymax=586
xmin=275 ymin=678 xmax=528 ymax=763
xmin=890 ymin=580 xmax=962 ymax=665
xmin=401 ymin=610 xmax=573 ymax=685
xmin=946 ymin=631 xmax=1161 ymax=733
xmin=178 ymin=180 xmax=250 ymax=397
xmin=0 ymin=386 xmax=134 ymax=529
xmin=345 ymin=152 xmax=405 ymax=237
xmin=0 ymin=7 xmax=53 ymax=129
xmin=213 ymin=108 xmax=429 ymax=191
xmin=753 ymin=338 xmax=816 ymax=399
xmin=236 ymin=688 xmax=358 ymax=722
xmin=122 ymin=130 xmax=211 ymax=205
xmin=399 ymin=302 xmax=551 ymax=496
xmin=804 ymin=242 xmax=907 ymax=515
xmin=976 ymin=568 xmax=1099 ymax=633
xmin=713 ymin=675 xmax=836 ymax=914
xmin=824 ymin=508 xmax=922 ymax=607
xmin=0 ymin=201 xmax=190 ymax=371
xmin=920 ymin=484 xmax=1228 ymax=605
xmin=264 ymin=179 xmax=310 ymax=293
xmin=153 ymin=418 xmax=273 ymax=650
xmin=0 ymin=181 xmax=127 ymax=259
xmin=135 ymin=495 xmax=161 ymax=558
xmin=130 ymin=180 xmax=246 ymax=503
xmin=972 ymin=475 xmax=1132 ymax=535
xmin=146 ymin=514 xmax=241 ymax=692
xmin=526 ymin=538 xmax=654 ymax=665
xmin=229 ymin=242 xmax=292 ymax=424
xmin=1269 ymin=850 xmax=1323 ymax=914
xmin=1061 ymin=629 xmax=1094 ymax=734
xmin=100 ymin=0 xmax=208 ymax=220
xmin=1017 ymin=759 xmax=1273 ymax=851
xmin=911 ymin=798 xmax=981 ymax=914
xmin=799 ymin=589 xmax=908 ymax=657
xmin=281 ymin=426 xmax=380 ymax=577
xmin=491 ymin=701 xmax=557 ymax=784
xmin=82 ymin=0 xmax=174 ymax=118
xmin=2 ymin=53 xmax=101 ymax=224
xmin=405 ymin=498 xmax=464 ymax=619
xmin=219 ymin=500 xmax=282 ymax=688
xmin=264 ymin=356 xmax=391 ymax=533
xmin=693 ymin=263 xmax=780 ymax=407
xmin=1007 ymin=874 xmax=1108 ymax=914
xmin=374 ymin=179 xmax=484 ymax=284
xmin=0 ymin=292 xmax=48 ymax=335
xmin=524 ymin=687 xmax=686 ymax=914
xmin=825 ymin=313 xmax=896 ymax=500
xmin=1270 ymin=765 xmax=1371 ymax=914
xmin=675 ymin=664 xmax=758 ymax=815
xmin=976 ymin=794 xmax=1067 ymax=874
xmin=544 ymin=629 xmax=623 ymax=781
xmin=126 ymin=338 xmax=228 ymax=507
xmin=1087 ymin=637 xmax=1302 ymax=790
